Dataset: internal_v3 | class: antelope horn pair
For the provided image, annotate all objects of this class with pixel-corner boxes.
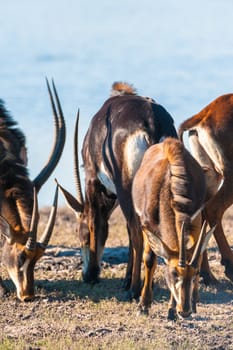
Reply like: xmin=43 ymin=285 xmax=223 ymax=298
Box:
xmin=56 ymin=110 xmax=84 ymax=213
xmin=178 ymin=220 xmax=215 ymax=268
xmin=26 ymin=79 xmax=65 ymax=250
xmin=73 ymin=110 xmax=84 ymax=206
xmin=26 ymin=184 xmax=59 ymax=251
xmin=33 ymin=79 xmax=66 ymax=192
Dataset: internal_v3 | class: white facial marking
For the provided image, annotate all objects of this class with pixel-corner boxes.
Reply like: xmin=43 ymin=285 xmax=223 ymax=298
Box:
xmin=124 ymin=131 xmax=149 ymax=179
xmin=8 ymin=258 xmax=30 ymax=299
xmin=82 ymin=244 xmax=104 ymax=275
xmin=82 ymin=246 xmax=90 ymax=274
xmin=8 ymin=268 xmax=21 ymax=298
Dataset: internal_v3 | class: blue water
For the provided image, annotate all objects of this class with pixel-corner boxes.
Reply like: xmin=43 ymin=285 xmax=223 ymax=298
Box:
xmin=0 ymin=0 xmax=233 ymax=206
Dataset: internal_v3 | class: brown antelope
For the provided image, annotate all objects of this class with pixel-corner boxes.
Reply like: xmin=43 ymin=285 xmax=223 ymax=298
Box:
xmin=57 ymin=82 xmax=177 ymax=299
xmin=132 ymin=138 xmax=215 ymax=320
xmin=178 ymin=93 xmax=233 ymax=284
xmin=0 ymin=80 xmax=65 ymax=301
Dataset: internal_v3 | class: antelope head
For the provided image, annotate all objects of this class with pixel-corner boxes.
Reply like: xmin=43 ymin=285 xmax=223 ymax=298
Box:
xmin=0 ymin=185 xmax=58 ymax=301
xmin=55 ymin=111 xmax=91 ymax=277
xmin=147 ymin=220 xmax=215 ymax=319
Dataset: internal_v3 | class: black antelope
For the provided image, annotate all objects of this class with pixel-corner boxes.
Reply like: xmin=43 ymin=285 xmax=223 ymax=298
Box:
xmin=132 ymin=138 xmax=215 ymax=320
xmin=57 ymin=82 xmax=177 ymax=299
xmin=179 ymin=94 xmax=233 ymax=284
xmin=0 ymin=80 xmax=65 ymax=301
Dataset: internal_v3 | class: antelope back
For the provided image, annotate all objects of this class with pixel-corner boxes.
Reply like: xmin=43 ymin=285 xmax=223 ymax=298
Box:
xmin=179 ymin=93 xmax=233 ymax=175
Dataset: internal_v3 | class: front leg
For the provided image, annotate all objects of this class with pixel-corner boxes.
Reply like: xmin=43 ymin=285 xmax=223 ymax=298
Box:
xmin=204 ymin=179 xmax=233 ymax=282
xmin=192 ymin=274 xmax=200 ymax=314
xmin=0 ymin=276 xmax=7 ymax=298
xmin=168 ymin=294 xmax=177 ymax=321
xmin=200 ymin=250 xmax=218 ymax=285
xmin=139 ymin=236 xmax=157 ymax=315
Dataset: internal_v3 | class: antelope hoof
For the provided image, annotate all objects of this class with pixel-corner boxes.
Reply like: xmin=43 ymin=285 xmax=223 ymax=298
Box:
xmin=137 ymin=304 xmax=149 ymax=316
xmin=167 ymin=308 xmax=178 ymax=321
xmin=82 ymin=268 xmax=100 ymax=284
xmin=124 ymin=290 xmax=134 ymax=301
xmin=123 ymin=289 xmax=140 ymax=302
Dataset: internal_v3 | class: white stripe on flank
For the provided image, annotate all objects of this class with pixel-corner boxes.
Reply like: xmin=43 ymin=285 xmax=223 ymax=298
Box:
xmin=97 ymin=162 xmax=117 ymax=195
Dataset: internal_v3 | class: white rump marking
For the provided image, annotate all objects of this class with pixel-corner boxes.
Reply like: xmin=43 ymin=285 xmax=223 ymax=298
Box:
xmin=197 ymin=127 xmax=225 ymax=176
xmin=124 ymin=131 xmax=149 ymax=179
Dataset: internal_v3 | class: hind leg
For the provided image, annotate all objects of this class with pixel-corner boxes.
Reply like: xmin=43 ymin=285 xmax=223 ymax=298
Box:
xmin=204 ymin=178 xmax=233 ymax=282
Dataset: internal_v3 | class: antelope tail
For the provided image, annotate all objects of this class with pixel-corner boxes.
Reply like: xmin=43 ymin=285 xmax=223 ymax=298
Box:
xmin=178 ymin=113 xmax=204 ymax=143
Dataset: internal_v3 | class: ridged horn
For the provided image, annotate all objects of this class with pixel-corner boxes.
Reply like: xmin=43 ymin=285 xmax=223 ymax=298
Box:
xmin=74 ymin=109 xmax=84 ymax=206
xmin=189 ymin=220 xmax=208 ymax=268
xmin=178 ymin=221 xmax=186 ymax=268
xmin=33 ymin=78 xmax=66 ymax=192
xmin=38 ymin=184 xmax=59 ymax=249
xmin=26 ymin=187 xmax=39 ymax=251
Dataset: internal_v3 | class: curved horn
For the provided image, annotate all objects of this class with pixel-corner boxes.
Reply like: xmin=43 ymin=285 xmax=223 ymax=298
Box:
xmin=178 ymin=221 xmax=186 ymax=268
xmin=33 ymin=79 xmax=66 ymax=192
xmin=38 ymin=184 xmax=59 ymax=249
xmin=74 ymin=109 xmax=84 ymax=206
xmin=189 ymin=220 xmax=215 ymax=268
xmin=26 ymin=187 xmax=39 ymax=251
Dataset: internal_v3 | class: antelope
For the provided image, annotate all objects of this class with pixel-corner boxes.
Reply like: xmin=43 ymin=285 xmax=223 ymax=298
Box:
xmin=132 ymin=138 xmax=215 ymax=320
xmin=57 ymin=82 xmax=177 ymax=299
xmin=178 ymin=93 xmax=233 ymax=284
xmin=0 ymin=80 xmax=65 ymax=301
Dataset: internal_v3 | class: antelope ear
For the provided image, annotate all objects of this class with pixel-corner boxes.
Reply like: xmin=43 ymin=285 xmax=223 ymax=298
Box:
xmin=55 ymin=179 xmax=84 ymax=214
xmin=0 ymin=216 xmax=13 ymax=244
xmin=186 ymin=235 xmax=195 ymax=250
xmin=144 ymin=229 xmax=173 ymax=263
xmin=200 ymin=224 xmax=216 ymax=254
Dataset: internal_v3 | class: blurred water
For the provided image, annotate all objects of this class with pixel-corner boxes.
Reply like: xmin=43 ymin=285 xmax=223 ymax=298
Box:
xmin=0 ymin=0 xmax=233 ymax=206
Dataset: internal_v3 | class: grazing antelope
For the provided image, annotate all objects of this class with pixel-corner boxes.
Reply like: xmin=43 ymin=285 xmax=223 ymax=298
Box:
xmin=0 ymin=80 xmax=65 ymax=301
xmin=178 ymin=94 xmax=233 ymax=284
xmin=132 ymin=138 xmax=214 ymax=320
xmin=57 ymin=82 xmax=177 ymax=299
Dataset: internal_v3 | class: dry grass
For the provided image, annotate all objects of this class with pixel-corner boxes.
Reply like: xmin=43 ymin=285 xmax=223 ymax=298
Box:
xmin=1 ymin=206 xmax=233 ymax=350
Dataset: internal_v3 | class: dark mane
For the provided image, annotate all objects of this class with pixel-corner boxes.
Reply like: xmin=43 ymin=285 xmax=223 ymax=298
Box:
xmin=0 ymin=99 xmax=26 ymax=148
xmin=0 ymin=99 xmax=29 ymax=184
